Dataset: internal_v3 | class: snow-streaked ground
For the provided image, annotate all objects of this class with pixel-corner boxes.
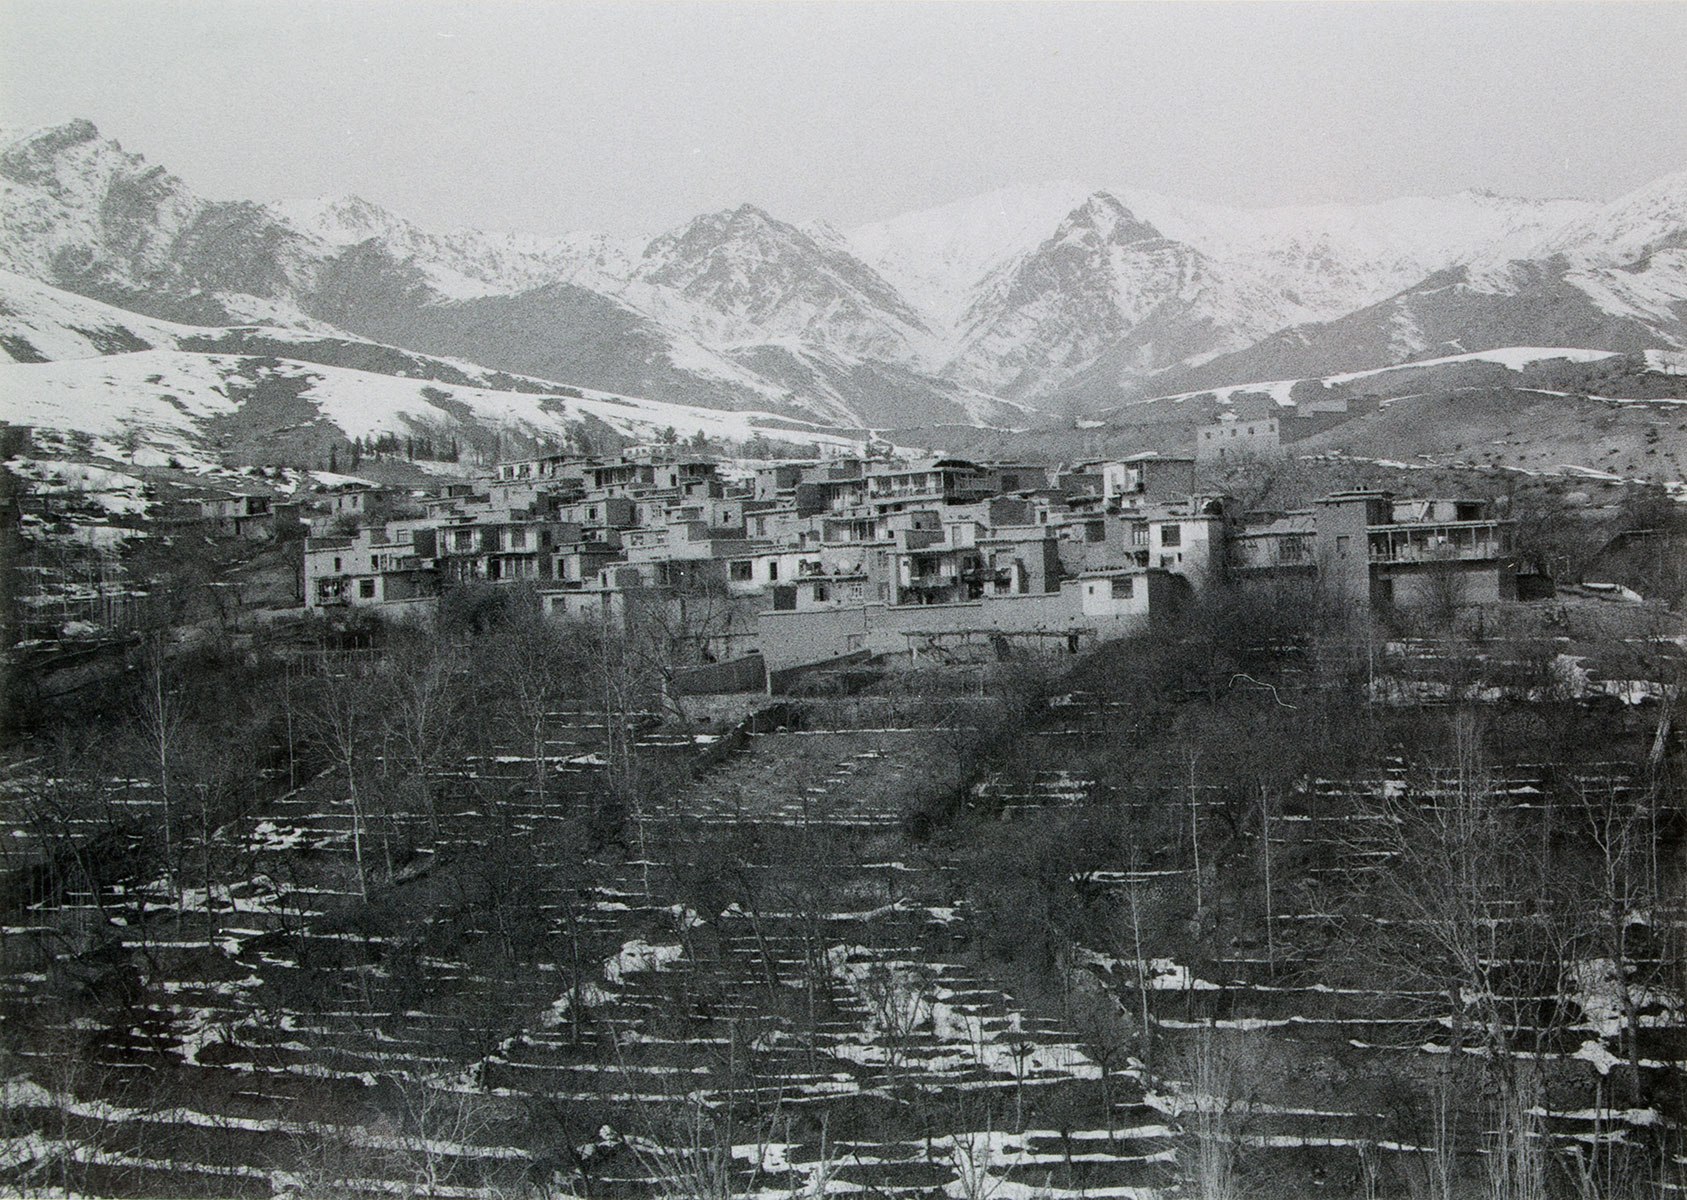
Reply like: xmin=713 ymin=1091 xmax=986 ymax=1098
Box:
xmin=0 ymin=347 xmax=873 ymax=457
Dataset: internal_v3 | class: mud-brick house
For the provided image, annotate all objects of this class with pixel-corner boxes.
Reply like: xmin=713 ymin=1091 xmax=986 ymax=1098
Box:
xmin=303 ymin=524 xmax=439 ymax=612
xmin=1229 ymin=489 xmax=1516 ymax=609
xmin=434 ymin=517 xmax=574 ymax=584
xmin=198 ymin=492 xmax=274 ymax=538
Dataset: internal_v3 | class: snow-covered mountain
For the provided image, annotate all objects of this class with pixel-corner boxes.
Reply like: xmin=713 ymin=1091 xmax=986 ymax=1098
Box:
xmin=847 ymin=182 xmax=1608 ymax=409
xmin=4 ymin=117 xmax=1685 ymax=430
xmin=846 ymin=183 xmax=1595 ymax=344
xmin=0 ymin=121 xmax=1016 ymax=429
xmin=942 ymin=194 xmax=1217 ymax=398
xmin=1518 ymin=167 xmax=1687 ymax=267
xmin=848 ymin=182 xmax=1097 ymax=333
xmin=625 ymin=204 xmax=940 ymax=365
xmin=273 ymin=193 xmax=639 ymax=298
xmin=1138 ymin=173 xmax=1687 ymax=401
xmin=1122 ymin=188 xmax=1597 ymax=317
xmin=0 ymin=118 xmax=330 ymax=329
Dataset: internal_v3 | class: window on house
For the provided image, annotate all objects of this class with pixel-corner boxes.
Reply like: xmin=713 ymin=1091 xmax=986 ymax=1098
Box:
xmin=1160 ymin=524 xmax=1182 ymax=547
xmin=509 ymin=529 xmax=526 ymax=548
xmin=1111 ymin=576 xmax=1134 ymax=599
xmin=767 ymin=561 xmax=778 ymax=581
xmin=814 ymin=584 xmax=829 ymax=602
xmin=847 ymin=582 xmax=864 ymax=601
xmin=1336 ymin=535 xmax=1351 ymax=556
xmin=729 ymin=561 xmax=752 ymax=581
xmin=359 ymin=579 xmax=376 ymax=599
xmin=333 ymin=557 xmax=342 ymax=572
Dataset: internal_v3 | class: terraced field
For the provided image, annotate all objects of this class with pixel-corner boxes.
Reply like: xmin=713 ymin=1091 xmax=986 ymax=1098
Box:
xmin=2 ymin=680 xmax=1683 ymax=1198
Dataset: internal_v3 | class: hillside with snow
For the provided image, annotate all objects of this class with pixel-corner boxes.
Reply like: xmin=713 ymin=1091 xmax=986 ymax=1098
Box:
xmin=0 ymin=274 xmax=873 ymax=469
xmin=0 ymin=349 xmax=871 ymax=468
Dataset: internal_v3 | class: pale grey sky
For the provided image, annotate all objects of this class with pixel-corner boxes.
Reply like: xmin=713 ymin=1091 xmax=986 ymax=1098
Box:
xmin=4 ymin=1 xmax=1685 ymax=237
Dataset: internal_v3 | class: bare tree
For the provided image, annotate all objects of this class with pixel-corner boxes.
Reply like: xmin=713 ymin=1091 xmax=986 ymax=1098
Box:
xmin=486 ymin=604 xmax=593 ymax=811
xmin=175 ymin=725 xmax=245 ymax=948
xmin=1345 ymin=713 xmax=1546 ymax=1065
xmin=619 ymin=573 xmax=748 ymax=727
xmin=945 ymin=1126 xmax=1011 ymax=1200
xmin=305 ymin=651 xmax=377 ymax=900
xmin=1067 ymin=973 xmax=1135 ymax=1139
xmin=384 ymin=1072 xmax=517 ymax=1198
xmin=133 ymin=633 xmax=185 ymax=905
xmin=626 ymin=1091 xmax=771 ymax=1200
xmin=379 ymin=628 xmax=467 ymax=834
xmin=851 ymin=957 xmax=936 ymax=1092
xmin=1175 ymin=1029 xmax=1260 ymax=1200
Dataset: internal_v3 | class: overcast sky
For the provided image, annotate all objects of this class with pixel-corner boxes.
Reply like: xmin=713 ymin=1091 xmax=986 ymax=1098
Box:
xmin=4 ymin=1 xmax=1685 ymax=237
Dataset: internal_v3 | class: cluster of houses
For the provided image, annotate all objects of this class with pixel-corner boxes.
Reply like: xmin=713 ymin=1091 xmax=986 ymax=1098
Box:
xmin=294 ymin=446 xmax=1519 ymax=681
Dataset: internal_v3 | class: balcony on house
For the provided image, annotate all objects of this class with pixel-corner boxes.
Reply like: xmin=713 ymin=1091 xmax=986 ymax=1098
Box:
xmin=1367 ymin=519 xmax=1514 ymax=565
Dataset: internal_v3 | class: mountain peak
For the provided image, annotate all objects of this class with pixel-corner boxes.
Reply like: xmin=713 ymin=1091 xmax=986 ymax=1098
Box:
xmin=6 ymin=118 xmax=103 ymax=151
xmin=643 ymin=203 xmax=809 ymax=267
xmin=274 ymin=193 xmax=415 ymax=247
xmin=1062 ymin=191 xmax=1165 ymax=246
xmin=1 ymin=118 xmax=119 ymax=187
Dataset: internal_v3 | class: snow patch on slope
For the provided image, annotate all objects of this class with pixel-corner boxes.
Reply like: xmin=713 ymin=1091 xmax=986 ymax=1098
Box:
xmin=1323 ymin=345 xmax=1622 ymax=383
xmin=0 ymin=349 xmax=873 ymax=456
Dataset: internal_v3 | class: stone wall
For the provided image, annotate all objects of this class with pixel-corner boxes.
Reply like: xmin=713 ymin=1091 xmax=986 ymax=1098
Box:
xmin=671 ymin=653 xmax=767 ymax=695
xmin=756 ymin=584 xmax=1156 ymax=673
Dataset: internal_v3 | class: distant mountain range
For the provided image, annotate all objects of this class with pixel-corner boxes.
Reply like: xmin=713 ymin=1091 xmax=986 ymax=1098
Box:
xmin=2 ymin=118 xmax=1685 ymax=439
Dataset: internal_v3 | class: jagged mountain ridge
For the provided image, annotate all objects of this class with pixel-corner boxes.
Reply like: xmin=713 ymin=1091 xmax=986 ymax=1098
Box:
xmin=1131 ymin=252 xmax=1687 ymax=404
xmin=942 ymin=192 xmax=1335 ymax=403
xmin=627 ymin=204 xmax=941 ymax=366
xmin=4 ymin=117 xmax=1685 ymax=427
xmin=274 ymin=193 xmax=640 ymax=299
xmin=1078 ymin=171 xmax=1687 ymax=405
xmin=0 ymin=121 xmax=1015 ymax=429
xmin=848 ymin=183 xmax=1607 ymax=407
